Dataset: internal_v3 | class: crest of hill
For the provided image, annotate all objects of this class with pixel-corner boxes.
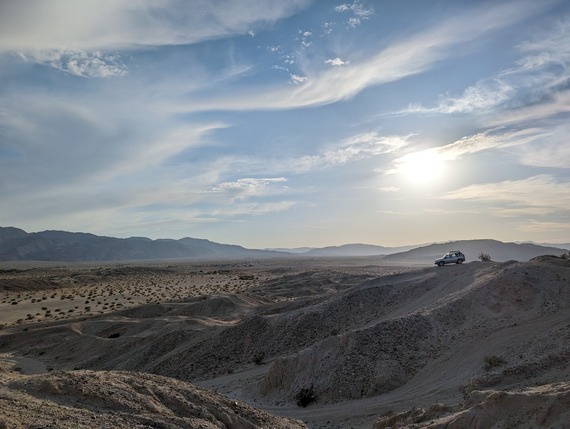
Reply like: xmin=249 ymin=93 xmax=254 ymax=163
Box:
xmin=382 ymin=239 xmax=568 ymax=263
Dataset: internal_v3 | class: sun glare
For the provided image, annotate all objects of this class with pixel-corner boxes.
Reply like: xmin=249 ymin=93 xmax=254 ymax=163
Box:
xmin=399 ymin=150 xmax=445 ymax=185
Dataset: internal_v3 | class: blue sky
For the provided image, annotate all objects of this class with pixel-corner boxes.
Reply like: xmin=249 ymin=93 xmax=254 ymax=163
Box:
xmin=1 ymin=0 xmax=569 ymax=248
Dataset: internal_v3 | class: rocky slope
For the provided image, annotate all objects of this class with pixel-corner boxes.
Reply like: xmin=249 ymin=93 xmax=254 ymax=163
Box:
xmin=0 ymin=369 xmax=306 ymax=428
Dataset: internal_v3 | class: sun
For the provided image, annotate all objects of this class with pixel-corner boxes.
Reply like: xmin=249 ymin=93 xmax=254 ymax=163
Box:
xmin=398 ymin=150 xmax=445 ymax=185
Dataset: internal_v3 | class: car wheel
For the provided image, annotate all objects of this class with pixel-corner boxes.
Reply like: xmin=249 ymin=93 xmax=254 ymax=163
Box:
xmin=438 ymin=261 xmax=445 ymax=267
xmin=456 ymin=259 xmax=463 ymax=264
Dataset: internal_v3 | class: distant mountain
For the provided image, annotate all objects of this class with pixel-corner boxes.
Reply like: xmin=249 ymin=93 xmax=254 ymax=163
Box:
xmin=382 ymin=239 xmax=567 ymax=264
xmin=303 ymin=243 xmax=419 ymax=257
xmin=517 ymin=241 xmax=570 ymax=251
xmin=265 ymin=247 xmax=314 ymax=254
xmin=0 ymin=226 xmax=28 ymax=242
xmin=0 ymin=227 xmax=287 ymax=262
xmin=2 ymin=228 xmax=565 ymax=263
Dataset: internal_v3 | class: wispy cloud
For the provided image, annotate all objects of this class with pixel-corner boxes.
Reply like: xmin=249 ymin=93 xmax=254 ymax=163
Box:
xmin=16 ymin=49 xmax=127 ymax=78
xmin=398 ymin=16 xmax=570 ymax=117
xmin=289 ymin=133 xmax=410 ymax=173
xmin=325 ymin=57 xmax=350 ymax=66
xmin=442 ymin=175 xmax=570 ymax=217
xmin=434 ymin=127 xmax=543 ymax=161
xmin=209 ymin=177 xmax=288 ymax=202
xmin=0 ymin=0 xmax=311 ymax=77
xmin=175 ymin=1 xmax=547 ymax=112
xmin=0 ymin=89 xmax=226 ymax=195
xmin=400 ymin=78 xmax=515 ymax=114
xmin=428 ymin=120 xmax=570 ymax=171
xmin=335 ymin=1 xmax=375 ymax=27
xmin=0 ymin=0 xmax=312 ymax=51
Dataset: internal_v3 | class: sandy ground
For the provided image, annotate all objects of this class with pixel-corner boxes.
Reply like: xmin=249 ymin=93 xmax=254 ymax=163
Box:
xmin=0 ymin=256 xmax=569 ymax=428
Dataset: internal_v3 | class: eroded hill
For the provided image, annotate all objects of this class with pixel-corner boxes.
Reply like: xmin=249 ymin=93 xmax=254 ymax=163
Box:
xmin=0 ymin=257 xmax=568 ymax=428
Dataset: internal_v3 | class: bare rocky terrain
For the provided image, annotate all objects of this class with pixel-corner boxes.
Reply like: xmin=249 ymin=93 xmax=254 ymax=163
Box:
xmin=0 ymin=256 xmax=569 ymax=428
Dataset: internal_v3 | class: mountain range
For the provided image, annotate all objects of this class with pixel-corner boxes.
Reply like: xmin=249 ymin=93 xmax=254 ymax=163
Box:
xmin=0 ymin=226 xmax=568 ymax=262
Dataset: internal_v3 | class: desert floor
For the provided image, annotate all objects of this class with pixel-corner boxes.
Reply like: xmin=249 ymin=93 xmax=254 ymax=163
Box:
xmin=0 ymin=256 xmax=569 ymax=428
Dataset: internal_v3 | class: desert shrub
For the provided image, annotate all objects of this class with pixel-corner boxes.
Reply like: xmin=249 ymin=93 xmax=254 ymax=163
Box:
xmin=295 ymin=386 xmax=317 ymax=407
xmin=478 ymin=252 xmax=492 ymax=262
xmin=560 ymin=251 xmax=569 ymax=260
xmin=461 ymin=379 xmax=479 ymax=401
xmin=252 ymin=350 xmax=265 ymax=365
xmin=483 ymin=355 xmax=506 ymax=370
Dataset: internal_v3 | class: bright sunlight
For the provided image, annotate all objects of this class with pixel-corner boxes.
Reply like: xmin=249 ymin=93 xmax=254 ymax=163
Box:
xmin=398 ymin=150 xmax=445 ymax=185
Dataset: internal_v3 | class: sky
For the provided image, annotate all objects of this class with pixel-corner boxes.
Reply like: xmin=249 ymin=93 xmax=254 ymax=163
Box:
xmin=1 ymin=0 xmax=569 ymax=249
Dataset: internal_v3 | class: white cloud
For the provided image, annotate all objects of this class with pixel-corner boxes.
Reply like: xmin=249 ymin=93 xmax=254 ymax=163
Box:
xmin=18 ymin=49 xmax=127 ymax=78
xmin=401 ymin=78 xmax=514 ymax=114
xmin=174 ymin=1 xmax=547 ymax=112
xmin=0 ymin=0 xmax=312 ymax=51
xmin=489 ymin=89 xmax=570 ymax=127
xmin=290 ymin=74 xmax=308 ymax=85
xmin=431 ymin=122 xmax=570 ymax=170
xmin=206 ymin=178 xmax=295 ymax=215
xmin=0 ymin=0 xmax=311 ymax=77
xmin=347 ymin=17 xmax=362 ymax=28
xmin=399 ymin=18 xmax=570 ymax=117
xmin=210 ymin=177 xmax=287 ymax=195
xmin=325 ymin=57 xmax=350 ymax=66
xmin=335 ymin=1 xmax=375 ymax=27
xmin=290 ymin=133 xmax=410 ymax=173
xmin=435 ymin=128 xmax=542 ymax=161
xmin=208 ymin=200 xmax=298 ymax=217
xmin=442 ymin=175 xmax=570 ymax=216
xmin=335 ymin=4 xmax=350 ymax=13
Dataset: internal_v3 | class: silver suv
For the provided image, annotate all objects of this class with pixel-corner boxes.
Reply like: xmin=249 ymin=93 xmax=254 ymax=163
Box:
xmin=435 ymin=251 xmax=465 ymax=266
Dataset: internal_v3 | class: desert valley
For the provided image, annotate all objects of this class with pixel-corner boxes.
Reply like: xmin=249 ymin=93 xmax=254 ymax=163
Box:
xmin=0 ymin=229 xmax=569 ymax=428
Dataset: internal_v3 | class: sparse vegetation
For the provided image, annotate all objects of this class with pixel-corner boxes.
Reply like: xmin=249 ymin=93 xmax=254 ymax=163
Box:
xmin=560 ymin=251 xmax=569 ymax=260
xmin=461 ymin=379 xmax=479 ymax=401
xmin=483 ymin=355 xmax=506 ymax=370
xmin=478 ymin=252 xmax=492 ymax=262
xmin=252 ymin=350 xmax=265 ymax=365
xmin=295 ymin=386 xmax=317 ymax=407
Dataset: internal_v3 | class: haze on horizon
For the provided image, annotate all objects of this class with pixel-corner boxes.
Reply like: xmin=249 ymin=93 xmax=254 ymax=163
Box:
xmin=1 ymin=0 xmax=569 ymax=249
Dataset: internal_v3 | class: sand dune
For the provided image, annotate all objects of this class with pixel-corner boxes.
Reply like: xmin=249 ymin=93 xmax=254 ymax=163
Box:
xmin=1 ymin=256 xmax=568 ymax=428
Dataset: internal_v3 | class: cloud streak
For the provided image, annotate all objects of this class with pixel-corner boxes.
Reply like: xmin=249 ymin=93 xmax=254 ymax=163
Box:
xmin=173 ymin=1 xmax=548 ymax=112
xmin=443 ymin=175 xmax=570 ymax=217
xmin=0 ymin=0 xmax=312 ymax=51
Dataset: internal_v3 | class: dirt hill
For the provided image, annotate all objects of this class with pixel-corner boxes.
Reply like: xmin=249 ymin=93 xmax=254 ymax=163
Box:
xmin=1 ymin=256 xmax=568 ymax=428
xmin=0 ymin=369 xmax=306 ymax=428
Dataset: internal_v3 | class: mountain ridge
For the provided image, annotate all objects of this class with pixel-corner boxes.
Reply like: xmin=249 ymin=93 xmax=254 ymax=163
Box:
xmin=0 ymin=227 xmax=286 ymax=262
xmin=1 ymin=227 xmax=567 ymax=262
